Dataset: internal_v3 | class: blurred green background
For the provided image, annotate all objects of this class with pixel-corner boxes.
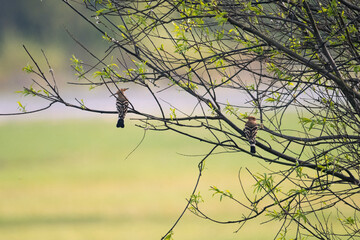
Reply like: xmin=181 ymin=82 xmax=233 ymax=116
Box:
xmin=0 ymin=1 xmax=281 ymax=239
xmin=0 ymin=120 xmax=275 ymax=240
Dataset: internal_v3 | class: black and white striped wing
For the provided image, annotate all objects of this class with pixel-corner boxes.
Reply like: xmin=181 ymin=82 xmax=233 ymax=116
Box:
xmin=244 ymin=125 xmax=258 ymax=144
xmin=116 ymin=100 xmax=129 ymax=119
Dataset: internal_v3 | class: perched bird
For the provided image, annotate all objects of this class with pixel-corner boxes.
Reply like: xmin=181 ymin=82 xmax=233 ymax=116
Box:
xmin=243 ymin=116 xmax=258 ymax=153
xmin=115 ymin=88 xmax=129 ymax=128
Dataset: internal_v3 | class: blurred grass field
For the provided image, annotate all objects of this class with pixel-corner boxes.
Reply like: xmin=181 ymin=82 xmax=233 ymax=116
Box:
xmin=0 ymin=119 xmax=288 ymax=240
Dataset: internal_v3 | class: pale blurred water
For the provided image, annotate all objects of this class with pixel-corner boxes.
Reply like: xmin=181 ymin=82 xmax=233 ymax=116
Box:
xmin=0 ymin=83 xmax=254 ymax=123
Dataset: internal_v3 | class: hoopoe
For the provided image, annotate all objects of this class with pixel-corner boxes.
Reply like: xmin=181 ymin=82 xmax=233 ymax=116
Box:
xmin=115 ymin=88 xmax=129 ymax=128
xmin=243 ymin=116 xmax=258 ymax=153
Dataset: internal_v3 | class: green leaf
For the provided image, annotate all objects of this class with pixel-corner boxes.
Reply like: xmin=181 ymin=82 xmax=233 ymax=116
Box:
xmin=253 ymin=173 xmax=279 ymax=193
xmin=265 ymin=97 xmax=275 ymax=102
xmin=266 ymin=209 xmax=285 ymax=221
xmin=70 ymin=55 xmax=84 ymax=79
xmin=80 ymin=99 xmax=86 ymax=110
xmin=43 ymin=89 xmax=50 ymax=97
xmin=294 ymin=209 xmax=307 ymax=223
xmin=96 ymin=8 xmax=106 ymax=16
xmin=16 ymin=86 xmax=40 ymax=97
xmin=288 ymin=187 xmax=308 ymax=196
xmin=22 ymin=64 xmax=34 ymax=73
xmin=215 ymin=12 xmax=228 ymax=25
xmin=354 ymin=65 xmax=360 ymax=73
xmin=17 ymin=101 xmax=26 ymax=113
xmin=170 ymin=107 xmax=176 ymax=120
xmin=189 ymin=192 xmax=204 ymax=205
xmin=308 ymin=121 xmax=315 ymax=131
xmin=164 ymin=231 xmax=174 ymax=240
xmin=210 ymin=186 xmax=234 ymax=201
xmin=102 ymin=32 xmax=112 ymax=42
xmin=341 ymin=216 xmax=355 ymax=225
xmin=299 ymin=117 xmax=312 ymax=124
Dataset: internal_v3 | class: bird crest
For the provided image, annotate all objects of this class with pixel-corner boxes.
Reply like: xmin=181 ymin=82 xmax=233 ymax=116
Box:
xmin=116 ymin=88 xmax=129 ymax=100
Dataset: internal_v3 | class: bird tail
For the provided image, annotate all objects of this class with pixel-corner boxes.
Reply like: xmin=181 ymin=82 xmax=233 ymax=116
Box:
xmin=250 ymin=144 xmax=256 ymax=153
xmin=116 ymin=118 xmax=124 ymax=128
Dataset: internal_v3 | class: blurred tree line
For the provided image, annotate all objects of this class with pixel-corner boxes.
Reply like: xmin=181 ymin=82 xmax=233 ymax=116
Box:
xmin=0 ymin=0 xmax=103 ymax=87
xmin=0 ymin=0 xmax=100 ymax=46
